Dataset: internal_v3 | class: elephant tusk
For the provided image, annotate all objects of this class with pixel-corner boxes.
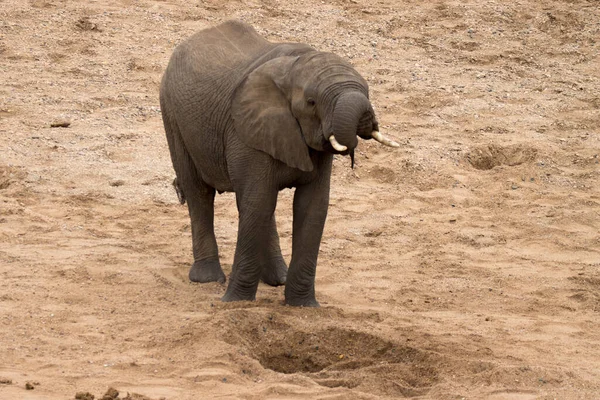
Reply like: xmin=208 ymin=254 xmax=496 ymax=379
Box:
xmin=372 ymin=130 xmax=400 ymax=148
xmin=329 ymin=135 xmax=347 ymax=152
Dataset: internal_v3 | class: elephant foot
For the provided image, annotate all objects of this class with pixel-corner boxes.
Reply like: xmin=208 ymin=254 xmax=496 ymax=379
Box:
xmin=284 ymin=289 xmax=320 ymax=307
xmin=285 ymin=296 xmax=320 ymax=307
xmin=221 ymin=274 xmax=260 ymax=302
xmin=221 ymin=289 xmax=256 ymax=303
xmin=261 ymin=259 xmax=288 ymax=287
xmin=189 ymin=258 xmax=226 ymax=284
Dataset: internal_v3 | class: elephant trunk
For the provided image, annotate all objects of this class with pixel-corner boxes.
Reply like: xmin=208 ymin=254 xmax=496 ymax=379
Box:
xmin=330 ymin=91 xmax=373 ymax=151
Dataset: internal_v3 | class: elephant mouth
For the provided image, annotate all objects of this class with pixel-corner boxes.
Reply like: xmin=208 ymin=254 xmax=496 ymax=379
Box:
xmin=320 ymin=132 xmax=348 ymax=154
xmin=297 ymin=122 xmax=349 ymax=155
xmin=297 ymin=122 xmax=356 ymax=167
xmin=322 ymin=132 xmax=356 ymax=168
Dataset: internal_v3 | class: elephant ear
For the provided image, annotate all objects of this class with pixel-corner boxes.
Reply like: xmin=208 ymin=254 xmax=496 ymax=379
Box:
xmin=232 ymin=56 xmax=313 ymax=172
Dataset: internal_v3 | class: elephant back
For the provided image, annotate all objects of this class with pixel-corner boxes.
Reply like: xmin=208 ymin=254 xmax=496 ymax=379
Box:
xmin=168 ymin=21 xmax=272 ymax=86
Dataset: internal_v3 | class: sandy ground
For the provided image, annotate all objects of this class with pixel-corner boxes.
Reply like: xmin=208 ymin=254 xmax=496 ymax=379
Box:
xmin=1 ymin=0 xmax=600 ymax=399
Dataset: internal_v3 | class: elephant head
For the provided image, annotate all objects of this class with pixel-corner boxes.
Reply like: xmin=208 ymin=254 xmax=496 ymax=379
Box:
xmin=231 ymin=51 xmax=398 ymax=172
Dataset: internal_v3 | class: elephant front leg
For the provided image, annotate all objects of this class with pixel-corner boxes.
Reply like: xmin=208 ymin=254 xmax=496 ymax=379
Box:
xmin=285 ymin=169 xmax=331 ymax=307
xmin=222 ymin=188 xmax=279 ymax=302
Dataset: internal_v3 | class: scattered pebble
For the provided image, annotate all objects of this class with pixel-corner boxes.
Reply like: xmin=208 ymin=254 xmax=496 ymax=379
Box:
xmin=76 ymin=17 xmax=101 ymax=32
xmin=102 ymin=387 xmax=119 ymax=400
xmin=75 ymin=392 xmax=95 ymax=400
xmin=50 ymin=120 xmax=71 ymax=128
xmin=109 ymin=179 xmax=125 ymax=187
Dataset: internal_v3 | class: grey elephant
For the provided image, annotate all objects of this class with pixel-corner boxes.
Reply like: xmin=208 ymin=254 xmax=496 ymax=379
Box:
xmin=160 ymin=20 xmax=398 ymax=306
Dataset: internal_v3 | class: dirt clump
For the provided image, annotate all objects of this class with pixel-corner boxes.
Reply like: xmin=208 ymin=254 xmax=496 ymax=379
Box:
xmin=75 ymin=392 xmax=95 ymax=400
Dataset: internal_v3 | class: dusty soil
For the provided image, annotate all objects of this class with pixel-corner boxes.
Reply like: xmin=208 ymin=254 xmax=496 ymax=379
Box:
xmin=1 ymin=0 xmax=599 ymax=399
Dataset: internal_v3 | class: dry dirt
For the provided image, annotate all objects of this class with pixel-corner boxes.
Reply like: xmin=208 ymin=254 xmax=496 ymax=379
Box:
xmin=1 ymin=0 xmax=599 ymax=399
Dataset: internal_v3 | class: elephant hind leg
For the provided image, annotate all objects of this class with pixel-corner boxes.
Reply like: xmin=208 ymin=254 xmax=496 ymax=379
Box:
xmin=162 ymin=108 xmax=225 ymax=284
xmin=261 ymin=214 xmax=288 ymax=287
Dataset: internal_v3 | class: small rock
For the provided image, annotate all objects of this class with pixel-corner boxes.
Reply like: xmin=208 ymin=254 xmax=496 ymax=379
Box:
xmin=75 ymin=392 xmax=95 ymax=400
xmin=76 ymin=17 xmax=101 ymax=32
xmin=109 ymin=180 xmax=125 ymax=187
xmin=50 ymin=120 xmax=71 ymax=128
xmin=25 ymin=382 xmax=35 ymax=390
xmin=102 ymin=387 xmax=119 ymax=400
xmin=0 ymin=378 xmax=12 ymax=385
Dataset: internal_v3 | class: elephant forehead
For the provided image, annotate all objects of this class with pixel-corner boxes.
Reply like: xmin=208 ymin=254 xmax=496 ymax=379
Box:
xmin=293 ymin=53 xmax=368 ymax=98
xmin=296 ymin=53 xmax=359 ymax=80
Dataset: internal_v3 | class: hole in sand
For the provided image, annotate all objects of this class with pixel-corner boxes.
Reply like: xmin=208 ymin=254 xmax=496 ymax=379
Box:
xmin=254 ymin=327 xmax=439 ymax=395
xmin=222 ymin=310 xmax=440 ymax=396
xmin=256 ymin=327 xmax=402 ymax=374
xmin=467 ymin=144 xmax=537 ymax=170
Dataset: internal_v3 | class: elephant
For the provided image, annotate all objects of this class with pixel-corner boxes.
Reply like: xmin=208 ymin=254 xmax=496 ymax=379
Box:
xmin=160 ymin=20 xmax=398 ymax=307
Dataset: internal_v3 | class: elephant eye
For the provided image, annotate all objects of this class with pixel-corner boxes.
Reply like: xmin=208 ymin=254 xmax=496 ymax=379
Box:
xmin=306 ymin=98 xmax=316 ymax=106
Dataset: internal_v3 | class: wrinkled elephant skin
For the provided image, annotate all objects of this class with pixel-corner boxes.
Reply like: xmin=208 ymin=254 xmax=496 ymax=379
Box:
xmin=160 ymin=20 xmax=396 ymax=306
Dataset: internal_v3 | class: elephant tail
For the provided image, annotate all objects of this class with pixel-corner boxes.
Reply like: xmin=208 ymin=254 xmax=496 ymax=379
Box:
xmin=172 ymin=177 xmax=186 ymax=205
